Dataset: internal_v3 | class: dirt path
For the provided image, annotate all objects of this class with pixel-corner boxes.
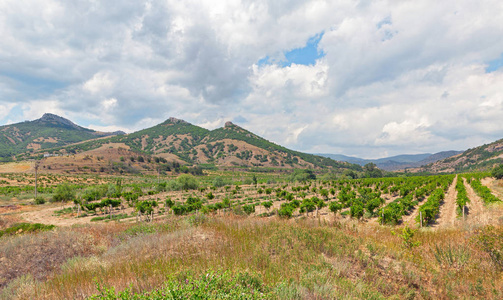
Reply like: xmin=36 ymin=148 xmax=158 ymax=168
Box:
xmin=402 ymin=196 xmax=428 ymax=226
xmin=481 ymin=177 xmax=503 ymax=200
xmin=20 ymin=204 xmax=97 ymax=226
xmin=433 ymin=176 xmax=458 ymax=228
xmin=464 ymin=178 xmax=492 ymax=226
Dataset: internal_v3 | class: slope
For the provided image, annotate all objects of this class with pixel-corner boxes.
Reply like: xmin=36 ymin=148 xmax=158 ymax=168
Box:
xmin=420 ymin=138 xmax=503 ymax=173
xmin=25 ymin=117 xmax=360 ymax=172
xmin=0 ymin=113 xmax=123 ymax=161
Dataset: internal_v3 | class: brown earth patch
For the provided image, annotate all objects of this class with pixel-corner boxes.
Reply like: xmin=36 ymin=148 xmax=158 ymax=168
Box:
xmin=434 ymin=176 xmax=458 ymax=228
xmin=0 ymin=162 xmax=33 ymax=173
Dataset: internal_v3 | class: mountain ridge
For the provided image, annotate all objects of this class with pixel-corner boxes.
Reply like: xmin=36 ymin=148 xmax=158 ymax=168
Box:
xmin=0 ymin=113 xmax=124 ymax=161
xmin=317 ymin=151 xmax=463 ymax=171
xmin=6 ymin=114 xmax=360 ymax=172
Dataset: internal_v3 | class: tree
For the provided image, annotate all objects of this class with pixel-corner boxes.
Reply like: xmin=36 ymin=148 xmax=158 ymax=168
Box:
xmin=329 ymin=201 xmax=343 ymax=217
xmin=350 ymin=202 xmax=364 ymax=219
xmin=263 ymin=201 xmax=273 ymax=212
xmin=314 ymin=197 xmax=326 ymax=216
xmin=363 ymin=163 xmax=383 ymax=178
xmin=243 ymin=204 xmax=255 ymax=215
xmin=492 ymin=164 xmax=503 ymax=179
xmin=319 ymin=189 xmax=329 ymax=200
xmin=52 ymin=184 xmax=75 ymax=202
xmin=300 ymin=198 xmax=316 ymax=216
xmin=177 ymin=174 xmax=199 ymax=190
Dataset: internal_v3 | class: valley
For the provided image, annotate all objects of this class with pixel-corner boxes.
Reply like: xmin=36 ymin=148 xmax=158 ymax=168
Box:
xmin=0 ymin=114 xmax=503 ymax=299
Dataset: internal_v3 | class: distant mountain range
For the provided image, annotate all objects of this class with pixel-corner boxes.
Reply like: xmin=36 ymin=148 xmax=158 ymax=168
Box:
xmin=2 ymin=113 xmax=502 ymax=175
xmin=317 ymin=151 xmax=463 ymax=171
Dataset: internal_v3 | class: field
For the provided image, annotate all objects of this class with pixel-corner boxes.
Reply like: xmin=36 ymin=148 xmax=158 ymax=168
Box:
xmin=1 ymin=169 xmax=503 ymax=299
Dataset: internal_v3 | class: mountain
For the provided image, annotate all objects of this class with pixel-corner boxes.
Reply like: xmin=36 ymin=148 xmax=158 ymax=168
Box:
xmin=0 ymin=113 xmax=124 ymax=161
xmin=317 ymin=151 xmax=463 ymax=171
xmin=15 ymin=115 xmax=360 ymax=172
xmin=418 ymin=139 xmax=503 ymax=173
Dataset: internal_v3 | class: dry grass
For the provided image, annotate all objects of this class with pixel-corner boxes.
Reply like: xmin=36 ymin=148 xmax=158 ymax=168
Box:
xmin=0 ymin=214 xmax=502 ymax=299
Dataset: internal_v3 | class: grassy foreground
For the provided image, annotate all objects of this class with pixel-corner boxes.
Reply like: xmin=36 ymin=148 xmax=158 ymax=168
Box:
xmin=1 ymin=214 xmax=502 ymax=299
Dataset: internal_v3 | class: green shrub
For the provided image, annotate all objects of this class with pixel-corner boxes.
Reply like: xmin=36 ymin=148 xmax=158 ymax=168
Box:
xmin=89 ymin=270 xmax=271 ymax=299
xmin=34 ymin=196 xmax=45 ymax=205
xmin=491 ymin=164 xmax=503 ymax=179
xmin=0 ymin=223 xmax=55 ymax=238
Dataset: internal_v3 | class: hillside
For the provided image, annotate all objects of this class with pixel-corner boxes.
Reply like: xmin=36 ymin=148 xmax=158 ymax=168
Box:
xmin=318 ymin=151 xmax=462 ymax=171
xmin=0 ymin=113 xmax=124 ymax=161
xmin=10 ymin=115 xmax=360 ymax=173
xmin=419 ymin=139 xmax=503 ymax=173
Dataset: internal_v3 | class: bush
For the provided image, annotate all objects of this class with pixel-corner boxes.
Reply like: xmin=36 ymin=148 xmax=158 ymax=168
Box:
xmin=492 ymin=164 xmax=503 ymax=179
xmin=474 ymin=225 xmax=503 ymax=270
xmin=34 ymin=196 xmax=45 ymax=205
xmin=0 ymin=223 xmax=56 ymax=238
xmin=89 ymin=271 xmax=271 ymax=299
xmin=242 ymin=204 xmax=255 ymax=215
xmin=176 ymin=174 xmax=199 ymax=191
xmin=51 ymin=184 xmax=75 ymax=202
xmin=278 ymin=203 xmax=295 ymax=218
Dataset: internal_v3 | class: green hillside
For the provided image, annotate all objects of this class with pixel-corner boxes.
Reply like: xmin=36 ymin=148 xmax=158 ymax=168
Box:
xmin=15 ymin=115 xmax=360 ymax=171
xmin=421 ymin=138 xmax=503 ymax=173
xmin=0 ymin=113 xmax=123 ymax=161
xmin=206 ymin=122 xmax=354 ymax=169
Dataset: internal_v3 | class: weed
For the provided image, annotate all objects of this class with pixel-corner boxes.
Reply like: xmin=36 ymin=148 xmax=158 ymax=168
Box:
xmin=432 ymin=243 xmax=470 ymax=268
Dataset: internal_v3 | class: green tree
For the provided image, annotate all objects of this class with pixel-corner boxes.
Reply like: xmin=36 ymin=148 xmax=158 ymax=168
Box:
xmin=492 ymin=164 xmax=503 ymax=179
xmin=52 ymin=184 xmax=75 ymax=202
xmin=363 ymin=163 xmax=383 ymax=178
xmin=329 ymin=201 xmax=343 ymax=217
xmin=177 ymin=174 xmax=199 ymax=190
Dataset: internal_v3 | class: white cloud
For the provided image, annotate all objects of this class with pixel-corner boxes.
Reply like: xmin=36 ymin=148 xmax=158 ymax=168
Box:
xmin=1 ymin=0 xmax=503 ymax=158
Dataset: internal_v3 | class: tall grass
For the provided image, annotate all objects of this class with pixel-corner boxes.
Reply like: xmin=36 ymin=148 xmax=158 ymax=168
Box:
xmin=1 ymin=216 xmax=502 ymax=299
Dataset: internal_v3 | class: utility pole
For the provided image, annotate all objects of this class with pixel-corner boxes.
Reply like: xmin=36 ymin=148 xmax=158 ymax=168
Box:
xmin=34 ymin=161 xmax=39 ymax=199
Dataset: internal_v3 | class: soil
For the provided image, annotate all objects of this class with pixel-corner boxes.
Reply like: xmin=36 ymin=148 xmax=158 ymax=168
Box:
xmin=464 ymin=178 xmax=494 ymax=226
xmin=433 ymin=176 xmax=458 ymax=228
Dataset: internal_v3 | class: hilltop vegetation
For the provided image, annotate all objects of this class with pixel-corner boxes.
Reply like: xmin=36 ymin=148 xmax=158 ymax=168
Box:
xmin=420 ymin=138 xmax=503 ymax=173
xmin=7 ymin=114 xmax=360 ymax=173
xmin=0 ymin=114 xmax=123 ymax=162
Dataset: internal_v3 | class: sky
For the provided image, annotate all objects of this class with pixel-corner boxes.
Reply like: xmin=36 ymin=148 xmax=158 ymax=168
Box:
xmin=1 ymin=0 xmax=503 ymax=159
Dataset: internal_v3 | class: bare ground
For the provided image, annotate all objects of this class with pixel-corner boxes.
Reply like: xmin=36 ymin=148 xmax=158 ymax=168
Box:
xmin=402 ymin=196 xmax=428 ymax=226
xmin=464 ymin=178 xmax=494 ymax=226
xmin=481 ymin=177 xmax=503 ymax=200
xmin=433 ymin=175 xmax=458 ymax=229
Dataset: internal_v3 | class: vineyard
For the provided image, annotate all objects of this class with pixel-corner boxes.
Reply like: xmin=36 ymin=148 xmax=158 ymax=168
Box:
xmin=1 ymin=170 xmax=503 ymax=299
xmin=1 ymin=171 xmax=500 ymax=230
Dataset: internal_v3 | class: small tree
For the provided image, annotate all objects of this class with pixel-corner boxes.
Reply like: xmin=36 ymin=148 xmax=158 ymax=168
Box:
xmin=263 ymin=201 xmax=273 ymax=212
xmin=52 ymin=184 xmax=75 ymax=202
xmin=329 ymin=201 xmax=343 ymax=217
xmin=319 ymin=189 xmax=329 ymax=200
xmin=492 ymin=164 xmax=503 ymax=179
xmin=393 ymin=226 xmax=421 ymax=250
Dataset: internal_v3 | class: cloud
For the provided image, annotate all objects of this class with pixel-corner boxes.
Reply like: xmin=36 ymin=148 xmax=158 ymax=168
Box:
xmin=1 ymin=0 xmax=503 ymax=158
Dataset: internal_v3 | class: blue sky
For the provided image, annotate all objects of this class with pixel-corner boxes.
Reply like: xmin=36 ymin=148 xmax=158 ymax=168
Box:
xmin=486 ymin=53 xmax=503 ymax=73
xmin=259 ymin=33 xmax=325 ymax=67
xmin=1 ymin=0 xmax=503 ymax=159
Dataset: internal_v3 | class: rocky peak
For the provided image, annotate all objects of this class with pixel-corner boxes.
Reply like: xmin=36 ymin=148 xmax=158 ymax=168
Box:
xmin=167 ymin=117 xmax=189 ymax=124
xmin=38 ymin=113 xmax=81 ymax=130
xmin=224 ymin=121 xmax=235 ymax=128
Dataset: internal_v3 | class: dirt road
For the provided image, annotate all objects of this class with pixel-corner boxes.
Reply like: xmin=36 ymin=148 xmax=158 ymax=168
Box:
xmin=433 ymin=176 xmax=458 ymax=228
